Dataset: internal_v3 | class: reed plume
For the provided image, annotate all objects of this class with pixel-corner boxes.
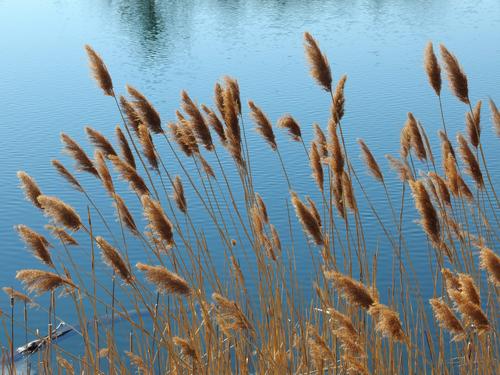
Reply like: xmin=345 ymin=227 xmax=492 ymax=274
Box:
xmin=212 ymin=292 xmax=253 ymax=332
xmin=127 ymin=85 xmax=162 ymax=134
xmin=181 ymin=91 xmax=214 ymax=151
xmin=304 ymin=32 xmax=332 ymax=91
xmin=248 ymin=100 xmax=277 ymax=150
xmin=85 ymin=127 xmax=117 ymax=157
xmin=424 ymin=42 xmax=442 ymax=96
xmin=173 ymin=336 xmax=198 ymax=361
xmin=221 ymin=85 xmax=241 ymax=145
xmin=406 ymin=113 xmax=427 ymax=161
xmin=306 ymin=196 xmax=322 ymax=228
xmin=400 ymin=124 xmax=411 ymax=159
xmin=277 ymin=115 xmax=302 ymax=141
xmin=84 ymin=45 xmax=113 ymax=96
xmin=95 ymin=151 xmax=115 ymax=195
xmin=202 ymin=104 xmax=226 ymax=144
xmin=329 ymin=120 xmax=344 ymax=176
xmin=45 ymin=225 xmax=79 ymax=246
xmin=116 ymin=126 xmax=136 ymax=169
xmin=428 ymin=172 xmax=451 ymax=207
xmin=358 ymin=139 xmax=383 ymax=182
xmin=95 ymin=236 xmax=132 ymax=284
xmin=108 ymin=155 xmax=149 ymax=196
xmin=270 ymin=224 xmax=282 ymax=254
xmin=199 ymin=155 xmax=215 ymax=178
xmin=310 ymin=142 xmax=324 ymax=192
xmin=37 ymin=195 xmax=82 ymax=231
xmin=113 ymin=193 xmax=138 ymax=236
xmin=255 ymin=193 xmax=269 ymax=224
xmin=307 ymin=324 xmax=334 ymax=367
xmin=313 ymin=123 xmax=328 ymax=158
xmin=489 ymin=98 xmax=500 ymax=136
xmin=291 ymin=192 xmax=323 ymax=245
xmin=324 ymin=270 xmax=375 ymax=309
xmin=368 ymin=303 xmax=406 ymax=341
xmin=457 ymin=133 xmax=483 ymax=189
xmin=173 ymin=176 xmax=187 ymax=214
xmin=2 ymin=287 xmax=33 ymax=305
xmin=125 ymin=351 xmax=150 ymax=375
xmin=440 ymin=44 xmax=469 ymax=104
xmin=224 ymin=76 xmax=241 ymax=114
xmin=61 ymin=133 xmax=99 ymax=178
xmin=342 ymin=170 xmax=357 ymax=212
xmin=16 ymin=269 xmax=76 ymax=295
xmin=457 ymin=273 xmax=480 ymax=306
xmin=443 ymin=154 xmax=459 ymax=197
xmin=429 ymin=298 xmax=465 ymax=340
xmin=138 ymin=124 xmax=159 ymax=171
xmin=331 ymin=75 xmax=347 ymax=124
xmin=136 ymin=263 xmax=191 ymax=296
xmin=458 ymin=175 xmax=473 ymax=202
xmin=57 ymin=356 xmax=74 ymax=375
xmin=385 ymin=155 xmax=413 ymax=182
xmin=17 ymin=171 xmax=42 ymax=209
xmin=51 ymin=159 xmax=84 ymax=192
xmin=455 ymin=300 xmax=490 ymax=333
xmin=478 ymin=245 xmax=500 ymax=286
xmin=409 ymin=180 xmax=441 ymax=246
xmin=439 ymin=130 xmax=456 ymax=161
xmin=141 ymin=195 xmax=174 ymax=249
xmin=466 ymin=100 xmax=482 ymax=147
xmin=15 ymin=225 xmax=54 ymax=268
xmin=169 ymin=122 xmax=195 ymax=157
xmin=119 ymin=96 xmax=141 ymax=135
xmin=418 ymin=121 xmax=434 ymax=164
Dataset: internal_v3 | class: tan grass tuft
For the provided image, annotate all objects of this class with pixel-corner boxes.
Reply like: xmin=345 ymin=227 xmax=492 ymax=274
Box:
xmin=440 ymin=44 xmax=469 ymax=104
xmin=368 ymin=303 xmax=406 ymax=341
xmin=313 ymin=123 xmax=328 ymax=158
xmin=84 ymin=45 xmax=113 ymax=96
xmin=277 ymin=114 xmax=302 ymax=141
xmin=457 ymin=133 xmax=483 ymax=189
xmin=138 ymin=124 xmax=159 ymax=171
xmin=173 ymin=176 xmax=187 ymax=214
xmin=358 ymin=139 xmax=383 ymax=182
xmin=95 ymin=236 xmax=133 ymax=284
xmin=324 ymin=270 xmax=375 ymax=309
xmin=385 ymin=155 xmax=413 ymax=182
xmin=113 ymin=194 xmax=138 ymax=236
xmin=406 ymin=113 xmax=427 ymax=161
xmin=424 ymin=42 xmax=442 ymax=96
xmin=173 ymin=336 xmax=198 ymax=361
xmin=119 ymin=96 xmax=141 ymax=135
xmin=108 ymin=155 xmax=149 ymax=196
xmin=127 ymin=85 xmax=162 ymax=134
xmin=85 ymin=127 xmax=117 ymax=157
xmin=291 ymin=192 xmax=323 ymax=245
xmin=248 ymin=100 xmax=277 ymax=150
xmin=489 ymin=98 xmax=500 ymax=136
xmin=141 ymin=195 xmax=174 ymax=249
xmin=181 ymin=91 xmax=214 ymax=151
xmin=16 ymin=269 xmax=76 ymax=295
xmin=45 ymin=225 xmax=79 ymax=246
xmin=115 ymin=126 xmax=136 ymax=169
xmin=2 ymin=287 xmax=33 ymax=305
xmin=51 ymin=160 xmax=84 ymax=192
xmin=17 ymin=171 xmax=43 ymax=209
xmin=95 ymin=151 xmax=115 ymax=195
xmin=125 ymin=351 xmax=150 ymax=375
xmin=60 ymin=133 xmax=99 ymax=178
xmin=466 ymin=100 xmax=482 ymax=148
xmin=212 ymin=292 xmax=253 ymax=332
xmin=37 ymin=195 xmax=82 ymax=231
xmin=331 ymin=75 xmax=347 ymax=124
xmin=202 ymin=104 xmax=226 ymax=144
xmin=304 ymin=32 xmax=332 ymax=91
xmin=409 ymin=180 xmax=441 ymax=246
xmin=310 ymin=142 xmax=324 ymax=192
xmin=16 ymin=225 xmax=54 ymax=267
xmin=478 ymin=245 xmax=500 ymax=286
xmin=429 ymin=298 xmax=465 ymax=340
xmin=136 ymin=263 xmax=191 ymax=296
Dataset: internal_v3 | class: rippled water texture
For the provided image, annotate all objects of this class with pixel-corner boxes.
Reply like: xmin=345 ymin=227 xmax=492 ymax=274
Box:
xmin=0 ymin=0 xmax=499 ymax=359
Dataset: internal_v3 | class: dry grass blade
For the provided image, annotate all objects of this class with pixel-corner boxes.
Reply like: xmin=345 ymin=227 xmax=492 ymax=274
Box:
xmin=84 ymin=45 xmax=113 ymax=96
xmin=368 ymin=303 xmax=406 ymax=341
xmin=141 ymin=195 xmax=174 ymax=249
xmin=324 ymin=270 xmax=375 ymax=309
xmin=37 ymin=195 xmax=82 ymax=231
xmin=277 ymin=114 xmax=302 ymax=141
xmin=409 ymin=180 xmax=441 ymax=247
xmin=116 ymin=126 xmax=136 ymax=169
xmin=478 ymin=245 xmax=500 ymax=286
xmin=138 ymin=124 xmax=159 ymax=171
xmin=173 ymin=176 xmax=187 ymax=214
xmin=108 ymin=155 xmax=149 ymax=196
xmin=489 ymin=98 xmax=500 ymax=136
xmin=429 ymin=298 xmax=465 ymax=341
xmin=85 ymin=127 xmax=117 ymax=156
xmin=16 ymin=269 xmax=76 ymax=295
xmin=51 ymin=159 xmax=84 ymax=192
xmin=358 ymin=139 xmax=383 ymax=182
xmin=96 ymin=236 xmax=133 ymax=284
xmin=304 ymin=32 xmax=332 ymax=91
xmin=136 ymin=263 xmax=191 ymax=296
xmin=16 ymin=224 xmax=54 ymax=268
xmin=440 ymin=44 xmax=469 ymax=104
xmin=45 ymin=225 xmax=79 ymax=246
xmin=249 ymin=100 xmax=277 ymax=150
xmin=457 ymin=133 xmax=483 ymax=189
xmin=17 ymin=171 xmax=43 ymax=209
xmin=424 ymin=42 xmax=442 ymax=96
xmin=181 ymin=91 xmax=214 ymax=151
xmin=61 ymin=133 xmax=100 ymax=178
xmin=127 ymin=85 xmax=162 ymax=134
xmin=95 ymin=151 xmax=115 ymax=195
xmin=291 ymin=192 xmax=323 ymax=245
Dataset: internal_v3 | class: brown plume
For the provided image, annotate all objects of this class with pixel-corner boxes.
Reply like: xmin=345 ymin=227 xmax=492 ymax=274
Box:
xmin=95 ymin=151 xmax=115 ymax=195
xmin=2 ymin=287 xmax=33 ymax=305
xmin=406 ymin=113 xmax=427 ymax=161
xmin=51 ymin=160 xmax=84 ymax=192
xmin=85 ymin=127 xmax=117 ymax=157
xmin=37 ymin=195 xmax=82 ymax=231
xmin=17 ymin=171 xmax=43 ymax=209
xmin=84 ymin=45 xmax=113 ymax=96
xmin=466 ymin=100 xmax=482 ymax=147
xmin=249 ymin=100 xmax=277 ymax=150
xmin=60 ymin=133 xmax=99 ymax=178
xmin=141 ymin=195 xmax=174 ymax=249
xmin=310 ymin=142 xmax=324 ymax=192
xmin=127 ymin=85 xmax=162 ymax=134
xmin=212 ymin=292 xmax=253 ymax=332
xmin=108 ymin=155 xmax=149 ymax=196
xmin=324 ymin=270 xmax=375 ymax=309
xmin=119 ymin=96 xmax=141 ymax=135
xmin=138 ymin=124 xmax=159 ymax=171
xmin=291 ymin=192 xmax=323 ymax=245
xmin=137 ymin=262 xmax=190 ymax=295
xmin=424 ymin=42 xmax=442 ymax=96
xmin=331 ymin=75 xmax=347 ymax=124
xmin=368 ymin=303 xmax=406 ymax=342
xmin=16 ymin=225 xmax=53 ymax=267
xmin=358 ymin=139 xmax=383 ymax=182
xmin=181 ymin=91 xmax=214 ymax=151
xmin=440 ymin=44 xmax=469 ymax=104
xmin=115 ymin=126 xmax=136 ymax=169
xmin=429 ymin=298 xmax=465 ymax=340
xmin=16 ymin=269 xmax=76 ymax=295
xmin=409 ymin=180 xmax=441 ymax=247
xmin=45 ymin=225 xmax=79 ymax=246
xmin=202 ymin=104 xmax=226 ymax=144
xmin=173 ymin=176 xmax=187 ymax=214
xmin=277 ymin=115 xmax=302 ymax=141
xmin=457 ymin=133 xmax=483 ymax=189
xmin=478 ymin=245 xmax=500 ymax=286
xmin=386 ymin=155 xmax=413 ymax=182
xmin=304 ymin=32 xmax=332 ymax=91
xmin=489 ymin=98 xmax=500 ymax=136
xmin=113 ymin=194 xmax=138 ymax=236
xmin=95 ymin=236 xmax=133 ymax=284
xmin=313 ymin=123 xmax=328 ymax=158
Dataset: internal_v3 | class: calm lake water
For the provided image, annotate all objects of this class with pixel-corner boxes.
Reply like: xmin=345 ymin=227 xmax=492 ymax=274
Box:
xmin=1 ymin=0 xmax=499 ymax=369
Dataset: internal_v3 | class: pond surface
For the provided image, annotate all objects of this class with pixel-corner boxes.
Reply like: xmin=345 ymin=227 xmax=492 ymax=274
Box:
xmin=0 ymin=0 xmax=499 ymax=368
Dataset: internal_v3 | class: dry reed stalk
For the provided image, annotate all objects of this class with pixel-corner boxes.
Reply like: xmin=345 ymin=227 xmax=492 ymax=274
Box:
xmin=17 ymin=171 xmax=43 ymax=209
xmin=2 ymin=287 xmax=33 ymax=305
xmin=141 ymin=195 xmax=174 ymax=249
xmin=113 ymin=194 xmax=138 ymax=236
xmin=136 ymin=263 xmax=191 ymax=296
xmin=45 ymin=225 xmax=79 ymax=246
xmin=358 ymin=139 xmax=383 ymax=182
xmin=119 ymin=96 xmax=141 ymax=135
xmin=368 ymin=303 xmax=406 ymax=341
xmin=466 ymin=101 xmax=482 ymax=148
xmin=61 ymin=133 xmax=99 ymax=178
xmin=108 ymin=155 xmax=149 ymax=196
xmin=307 ymin=324 xmax=334 ymax=367
xmin=255 ymin=193 xmax=269 ymax=224
xmin=343 ymin=355 xmax=369 ymax=375
xmin=310 ymin=142 xmax=324 ymax=192
xmin=385 ymin=155 xmax=413 ymax=182
xmin=95 ymin=236 xmax=133 ymax=284
xmin=429 ymin=298 xmax=465 ymax=341
xmin=95 ymin=151 xmax=115 ymax=195
xmin=125 ymin=351 xmax=151 ymax=375
xmin=181 ymin=91 xmax=214 ymax=151
xmin=489 ymin=98 xmax=500 ymax=136
xmin=331 ymin=75 xmax=347 ymax=124
xmin=477 ymin=245 xmax=500 ymax=286
xmin=173 ymin=336 xmax=198 ymax=362
xmin=85 ymin=127 xmax=117 ymax=157
xmin=424 ymin=42 xmax=442 ymax=96
xmin=126 ymin=85 xmax=162 ymax=134
xmin=202 ymin=104 xmax=226 ymax=144
xmin=304 ymin=32 xmax=332 ymax=91
xmin=137 ymin=125 xmax=159 ymax=171
xmin=440 ymin=44 xmax=469 ymax=104
xmin=313 ymin=123 xmax=328 ymax=158
xmin=37 ymin=195 xmax=82 ymax=231
xmin=84 ymin=45 xmax=113 ymax=96
xmin=291 ymin=192 xmax=323 ymax=245
xmin=418 ymin=121 xmax=435 ymax=164
xmin=15 ymin=225 xmax=54 ymax=268
xmin=324 ymin=270 xmax=375 ymax=309
xmin=277 ymin=115 xmax=302 ymax=141
xmin=16 ymin=269 xmax=76 ymax=295
xmin=212 ymin=292 xmax=253 ymax=332
xmin=248 ymin=101 xmax=277 ymax=150
xmin=428 ymin=172 xmax=451 ymax=207
xmin=173 ymin=176 xmax=187 ymax=214
xmin=457 ymin=134 xmax=484 ymax=189
xmin=409 ymin=180 xmax=441 ymax=246
xmin=116 ymin=126 xmax=136 ymax=169
xmin=406 ymin=113 xmax=427 ymax=161
xmin=51 ymin=160 xmax=84 ymax=192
